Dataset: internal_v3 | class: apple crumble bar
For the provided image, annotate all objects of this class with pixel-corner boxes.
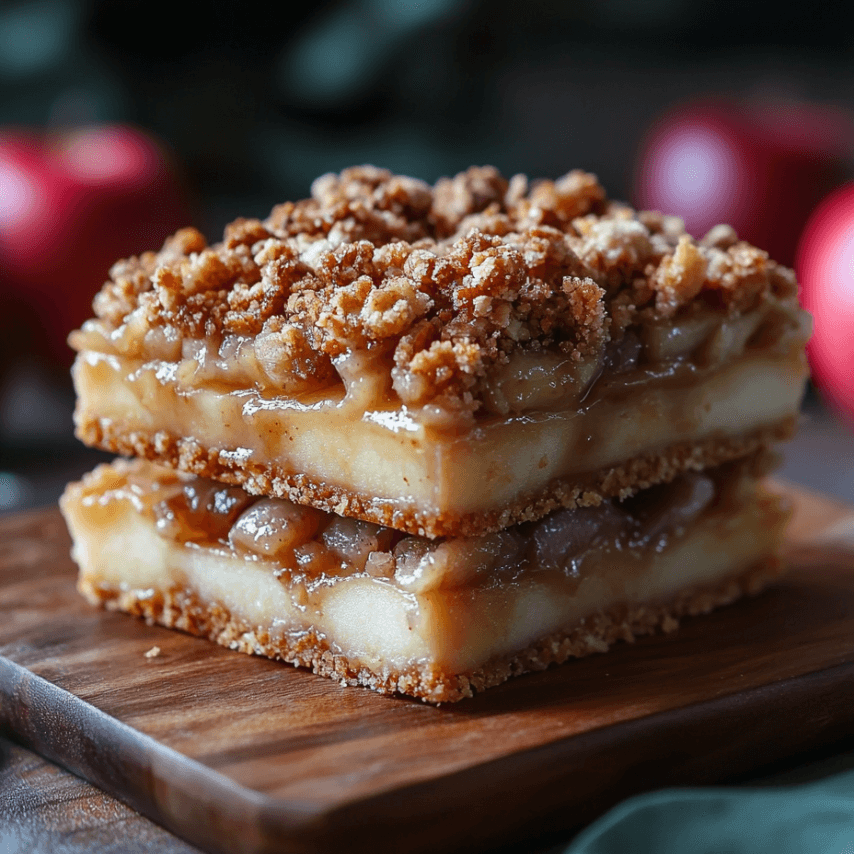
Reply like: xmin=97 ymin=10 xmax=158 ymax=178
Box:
xmin=69 ymin=166 xmax=809 ymax=537
xmin=61 ymin=457 xmax=787 ymax=703
xmin=61 ymin=165 xmax=810 ymax=702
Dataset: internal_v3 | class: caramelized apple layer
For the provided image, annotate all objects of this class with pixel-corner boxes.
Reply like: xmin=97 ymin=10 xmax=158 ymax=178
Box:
xmin=72 ymin=336 xmax=807 ymax=536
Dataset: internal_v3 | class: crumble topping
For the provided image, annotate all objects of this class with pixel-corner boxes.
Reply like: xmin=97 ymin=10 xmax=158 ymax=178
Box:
xmin=77 ymin=165 xmax=799 ymax=416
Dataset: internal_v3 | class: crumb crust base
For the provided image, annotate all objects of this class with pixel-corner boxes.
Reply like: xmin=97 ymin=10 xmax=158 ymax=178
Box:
xmin=79 ymin=558 xmax=784 ymax=704
xmin=76 ymin=416 xmax=795 ymax=538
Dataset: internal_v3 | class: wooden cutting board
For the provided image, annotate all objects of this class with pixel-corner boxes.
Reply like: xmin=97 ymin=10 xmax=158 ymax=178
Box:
xmin=1 ymin=481 xmax=854 ymax=854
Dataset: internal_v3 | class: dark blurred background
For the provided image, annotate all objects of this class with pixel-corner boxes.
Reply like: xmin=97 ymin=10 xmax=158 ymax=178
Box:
xmin=1 ymin=0 xmax=853 ymax=512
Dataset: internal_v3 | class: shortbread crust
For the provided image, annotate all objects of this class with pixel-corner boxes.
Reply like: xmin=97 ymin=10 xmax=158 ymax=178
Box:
xmin=83 ymin=563 xmax=781 ymax=703
xmin=69 ymin=166 xmax=810 ymax=535
xmin=61 ymin=459 xmax=789 ymax=703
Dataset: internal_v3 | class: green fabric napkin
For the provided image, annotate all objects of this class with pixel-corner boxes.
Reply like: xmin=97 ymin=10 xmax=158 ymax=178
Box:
xmin=564 ymin=768 xmax=854 ymax=854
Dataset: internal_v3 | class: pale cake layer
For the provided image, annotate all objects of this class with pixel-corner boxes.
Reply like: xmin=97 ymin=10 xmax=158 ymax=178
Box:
xmin=61 ymin=459 xmax=789 ymax=702
xmin=80 ymin=564 xmax=780 ymax=704
xmin=72 ymin=345 xmax=805 ymax=537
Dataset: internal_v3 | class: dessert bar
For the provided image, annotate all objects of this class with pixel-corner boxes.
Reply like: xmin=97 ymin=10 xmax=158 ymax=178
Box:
xmin=62 ymin=165 xmax=810 ymax=701
xmin=62 ymin=458 xmax=788 ymax=703
xmin=69 ymin=167 xmax=810 ymax=537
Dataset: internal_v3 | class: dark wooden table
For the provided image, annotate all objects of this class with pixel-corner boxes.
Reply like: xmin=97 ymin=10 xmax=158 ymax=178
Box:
xmin=0 ymin=735 xmax=201 ymax=854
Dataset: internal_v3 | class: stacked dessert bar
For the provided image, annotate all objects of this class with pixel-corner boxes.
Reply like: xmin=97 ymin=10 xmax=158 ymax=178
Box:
xmin=61 ymin=166 xmax=810 ymax=702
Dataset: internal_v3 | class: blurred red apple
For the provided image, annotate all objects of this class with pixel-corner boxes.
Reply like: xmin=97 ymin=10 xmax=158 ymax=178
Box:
xmin=0 ymin=124 xmax=191 ymax=365
xmin=634 ymin=100 xmax=854 ymax=266
xmin=796 ymin=182 xmax=854 ymax=429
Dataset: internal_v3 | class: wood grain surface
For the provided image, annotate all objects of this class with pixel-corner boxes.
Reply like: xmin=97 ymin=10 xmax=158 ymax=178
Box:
xmin=1 ymin=481 xmax=853 ymax=854
xmin=0 ymin=735 xmax=203 ymax=854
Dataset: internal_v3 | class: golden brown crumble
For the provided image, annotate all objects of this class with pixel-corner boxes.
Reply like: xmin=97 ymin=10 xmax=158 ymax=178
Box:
xmin=79 ymin=165 xmax=799 ymax=415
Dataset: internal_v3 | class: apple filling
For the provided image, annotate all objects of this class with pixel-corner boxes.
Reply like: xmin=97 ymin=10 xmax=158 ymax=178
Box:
xmin=71 ymin=288 xmax=802 ymax=410
xmin=61 ymin=458 xmax=788 ymax=702
xmin=71 ymin=325 xmax=807 ymax=537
